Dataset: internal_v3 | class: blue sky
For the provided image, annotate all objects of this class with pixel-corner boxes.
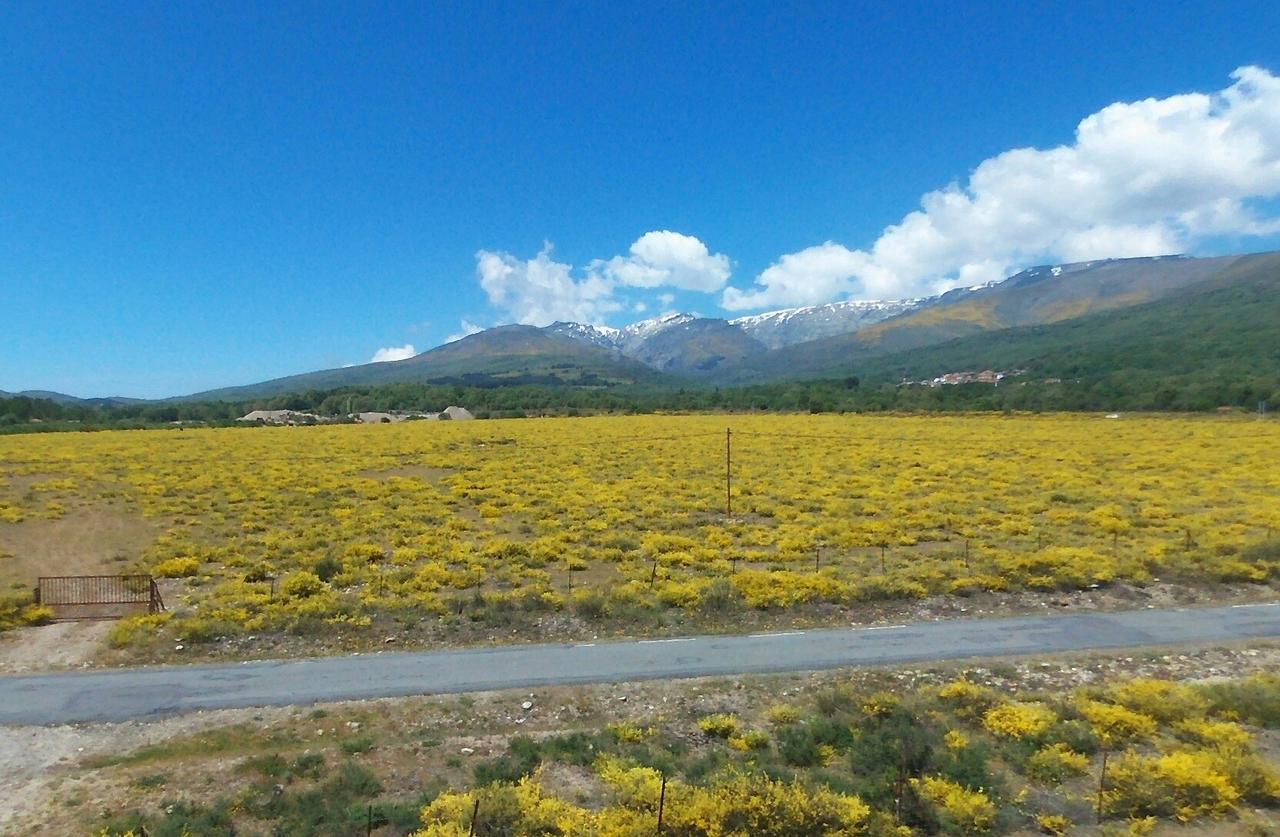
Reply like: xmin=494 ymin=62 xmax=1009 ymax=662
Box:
xmin=3 ymin=1 xmax=1279 ymax=398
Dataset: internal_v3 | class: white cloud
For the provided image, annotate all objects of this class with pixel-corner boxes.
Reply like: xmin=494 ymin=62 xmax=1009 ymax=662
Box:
xmin=369 ymin=344 xmax=417 ymax=363
xmin=723 ymin=243 xmax=869 ymax=310
xmin=474 ymin=232 xmax=727 ymax=326
xmin=475 ymin=244 xmax=621 ymax=326
xmin=590 ymin=230 xmax=730 ymax=292
xmin=444 ymin=319 xmax=484 ymax=344
xmin=723 ymin=66 xmax=1280 ymax=310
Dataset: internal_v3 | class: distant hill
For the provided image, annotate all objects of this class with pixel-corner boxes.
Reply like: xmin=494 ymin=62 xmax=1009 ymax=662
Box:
xmin=86 ymin=248 xmax=1280 ymax=404
xmin=544 ymin=301 xmax=920 ymax=374
xmin=713 ymin=252 xmax=1280 ymax=383
xmin=0 ymin=389 xmax=145 ymax=408
xmin=834 ymin=254 xmax=1280 ymax=392
xmin=183 ymin=325 xmax=666 ymax=401
xmin=621 ymin=317 xmax=767 ymax=374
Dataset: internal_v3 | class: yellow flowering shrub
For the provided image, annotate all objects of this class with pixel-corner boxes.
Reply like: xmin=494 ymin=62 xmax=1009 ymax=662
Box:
xmin=1078 ymin=700 xmax=1158 ymax=749
xmin=911 ymin=775 xmax=997 ymax=834
xmin=983 ymin=701 xmax=1058 ymax=740
xmin=728 ymin=730 xmax=770 ymax=752
xmin=670 ymin=774 xmax=870 ymax=836
xmin=596 ymin=758 xmax=665 ymax=808
xmin=2 ymin=414 xmax=1278 ymax=650
xmin=282 ymin=571 xmax=326 ymax=599
xmin=153 ymin=557 xmax=200 ymax=578
xmin=765 ymin=704 xmax=801 ymax=726
xmin=1104 ymin=750 xmax=1240 ymax=822
xmin=1027 ymin=743 xmax=1091 ymax=783
xmin=697 ymin=713 xmax=739 ymax=738
xmin=1106 ymin=678 xmax=1208 ymax=724
xmin=1175 ymin=718 xmax=1251 ymax=749
xmin=105 ymin=612 xmax=173 ymax=648
xmin=0 ymin=593 xmax=53 ymax=632
xmin=607 ymin=722 xmax=654 ymax=744
xmin=410 ymin=763 xmax=871 ymax=837
xmin=937 ymin=679 xmax=1000 ymax=718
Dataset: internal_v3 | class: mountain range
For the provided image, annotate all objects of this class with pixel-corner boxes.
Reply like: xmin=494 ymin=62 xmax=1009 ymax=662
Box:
xmin=0 ymin=390 xmax=145 ymax=408
xmin=175 ymin=250 xmax=1278 ymax=401
xmin=9 ymin=249 xmax=1278 ymax=405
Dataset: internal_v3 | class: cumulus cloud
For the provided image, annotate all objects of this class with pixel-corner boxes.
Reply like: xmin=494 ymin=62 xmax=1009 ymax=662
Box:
xmin=369 ymin=344 xmax=417 ymax=363
xmin=444 ymin=319 xmax=484 ymax=344
xmin=475 ymin=244 xmax=621 ymax=326
xmin=723 ymin=66 xmax=1280 ymax=310
xmin=474 ymin=232 xmax=727 ymax=326
xmin=723 ymin=243 xmax=869 ymax=310
xmin=590 ymin=230 xmax=730 ymax=292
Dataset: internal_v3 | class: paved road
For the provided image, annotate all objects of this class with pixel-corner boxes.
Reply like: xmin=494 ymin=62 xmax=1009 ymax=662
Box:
xmin=2 ymin=603 xmax=1278 ymax=725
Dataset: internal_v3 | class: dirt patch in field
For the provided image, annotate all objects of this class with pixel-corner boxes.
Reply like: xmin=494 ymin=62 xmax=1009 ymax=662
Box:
xmin=0 ymin=473 xmax=68 ymax=494
xmin=357 ymin=465 xmax=455 ymax=484
xmin=0 ymin=505 xmax=156 ymax=588
xmin=0 ymin=705 xmax=300 ymax=834
xmin=0 ymin=621 xmax=113 ymax=674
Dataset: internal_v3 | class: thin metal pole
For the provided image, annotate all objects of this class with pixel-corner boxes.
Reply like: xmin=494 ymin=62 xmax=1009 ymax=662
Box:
xmin=468 ymin=797 xmax=480 ymax=837
xmin=1096 ymin=749 xmax=1109 ymax=824
xmin=657 ymin=773 xmax=667 ymax=834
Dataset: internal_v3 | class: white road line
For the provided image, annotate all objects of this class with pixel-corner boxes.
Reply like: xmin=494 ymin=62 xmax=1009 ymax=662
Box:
xmin=862 ymin=624 xmax=908 ymax=631
xmin=1231 ymin=602 xmax=1280 ymax=609
xmin=748 ymin=631 xmax=806 ymax=638
xmin=578 ymin=643 xmax=596 ymax=647
xmin=639 ymin=638 xmax=696 ymax=644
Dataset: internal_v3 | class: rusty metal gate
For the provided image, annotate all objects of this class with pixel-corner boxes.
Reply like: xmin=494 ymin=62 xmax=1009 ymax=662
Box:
xmin=35 ymin=575 xmax=165 ymax=621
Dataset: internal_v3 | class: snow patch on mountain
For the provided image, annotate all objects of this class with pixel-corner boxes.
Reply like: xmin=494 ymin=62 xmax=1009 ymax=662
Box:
xmin=544 ymin=321 xmax=621 ymax=349
xmin=544 ymin=255 xmax=1151 ymax=357
xmin=546 ymin=313 xmax=699 ymax=353
xmin=730 ymin=299 xmax=923 ymax=349
xmin=729 ymin=299 xmax=914 ymax=329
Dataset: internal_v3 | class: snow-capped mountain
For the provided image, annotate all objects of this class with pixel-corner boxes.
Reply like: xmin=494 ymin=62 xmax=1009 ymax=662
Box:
xmin=544 ymin=298 xmax=926 ymax=362
xmin=543 ymin=321 xmax=622 ymax=350
xmin=540 ymin=301 xmax=926 ymax=375
xmin=615 ymin=313 xmax=697 ymax=353
xmin=548 ymin=299 xmax=927 ymax=356
xmin=180 ymin=250 xmax=1259 ymax=399
xmin=729 ymin=299 xmax=922 ymax=349
xmin=546 ymin=313 xmax=700 ymax=353
xmin=538 ymin=254 xmax=1210 ymax=377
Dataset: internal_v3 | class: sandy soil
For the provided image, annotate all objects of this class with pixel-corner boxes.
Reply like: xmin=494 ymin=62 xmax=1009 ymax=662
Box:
xmin=0 ymin=706 xmax=299 ymax=833
xmin=0 ymin=621 xmax=112 ymax=674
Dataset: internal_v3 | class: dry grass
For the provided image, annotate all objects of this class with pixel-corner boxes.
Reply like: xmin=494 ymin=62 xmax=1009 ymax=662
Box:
xmin=0 ymin=504 xmax=156 ymax=589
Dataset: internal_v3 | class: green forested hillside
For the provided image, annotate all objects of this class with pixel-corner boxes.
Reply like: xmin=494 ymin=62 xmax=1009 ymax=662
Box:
xmin=838 ymin=259 xmax=1280 ymax=408
xmin=720 ymin=251 xmax=1280 ymax=384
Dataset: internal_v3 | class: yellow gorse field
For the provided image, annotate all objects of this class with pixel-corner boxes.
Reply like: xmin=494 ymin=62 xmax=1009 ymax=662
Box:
xmin=1 ymin=414 xmax=1277 ymax=648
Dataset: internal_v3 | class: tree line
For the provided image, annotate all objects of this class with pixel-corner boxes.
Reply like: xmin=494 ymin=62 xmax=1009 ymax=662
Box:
xmin=2 ymin=367 xmax=1274 ymax=434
